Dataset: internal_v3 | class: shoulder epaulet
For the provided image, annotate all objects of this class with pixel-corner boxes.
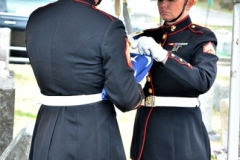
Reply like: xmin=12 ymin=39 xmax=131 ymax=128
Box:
xmin=189 ymin=23 xmax=212 ymax=33
xmin=127 ymin=30 xmax=144 ymax=40
xmin=188 ymin=24 xmax=205 ymax=34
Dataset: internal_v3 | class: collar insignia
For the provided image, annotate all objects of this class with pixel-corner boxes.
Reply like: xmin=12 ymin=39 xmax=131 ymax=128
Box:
xmin=171 ymin=26 xmax=176 ymax=31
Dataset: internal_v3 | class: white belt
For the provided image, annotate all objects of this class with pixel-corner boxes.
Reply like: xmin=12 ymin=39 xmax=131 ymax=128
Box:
xmin=41 ymin=93 xmax=102 ymax=106
xmin=142 ymin=96 xmax=200 ymax=107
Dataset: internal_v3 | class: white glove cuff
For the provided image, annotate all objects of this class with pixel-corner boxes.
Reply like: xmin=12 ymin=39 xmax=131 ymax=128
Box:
xmin=154 ymin=50 xmax=169 ymax=62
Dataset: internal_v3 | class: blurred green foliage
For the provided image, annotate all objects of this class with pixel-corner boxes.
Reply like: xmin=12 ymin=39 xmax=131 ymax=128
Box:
xmin=197 ymin=0 xmax=233 ymax=13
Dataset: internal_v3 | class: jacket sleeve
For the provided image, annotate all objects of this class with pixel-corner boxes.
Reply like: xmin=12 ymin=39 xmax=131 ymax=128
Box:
xmin=163 ymin=30 xmax=219 ymax=94
xmin=101 ymin=19 xmax=144 ymax=112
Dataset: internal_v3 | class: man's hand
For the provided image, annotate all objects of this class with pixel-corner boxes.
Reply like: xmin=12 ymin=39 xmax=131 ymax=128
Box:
xmin=132 ymin=36 xmax=168 ymax=62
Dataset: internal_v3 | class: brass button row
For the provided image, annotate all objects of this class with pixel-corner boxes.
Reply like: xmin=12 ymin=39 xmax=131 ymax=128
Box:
xmin=147 ymin=75 xmax=152 ymax=94
xmin=147 ymin=76 xmax=151 ymax=82
xmin=149 ymin=88 xmax=152 ymax=94
xmin=170 ymin=53 xmax=191 ymax=67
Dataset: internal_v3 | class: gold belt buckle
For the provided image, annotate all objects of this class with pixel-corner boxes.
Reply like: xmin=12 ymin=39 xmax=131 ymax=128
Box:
xmin=145 ymin=96 xmax=156 ymax=107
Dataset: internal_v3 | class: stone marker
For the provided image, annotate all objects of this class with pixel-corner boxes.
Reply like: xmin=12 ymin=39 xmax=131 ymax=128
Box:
xmin=0 ymin=77 xmax=15 ymax=155
xmin=0 ymin=123 xmax=34 ymax=160
xmin=200 ymin=80 xmax=229 ymax=129
xmin=213 ymin=80 xmax=229 ymax=111
xmin=199 ymin=82 xmax=215 ymax=133
xmin=220 ymin=98 xmax=229 ymax=151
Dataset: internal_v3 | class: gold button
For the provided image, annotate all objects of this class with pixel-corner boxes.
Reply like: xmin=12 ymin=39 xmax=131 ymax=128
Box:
xmin=142 ymin=99 xmax=145 ymax=104
xmin=180 ymin=58 xmax=183 ymax=62
xmin=171 ymin=53 xmax=175 ymax=57
xmin=171 ymin=25 xmax=176 ymax=31
xmin=149 ymin=88 xmax=152 ymax=94
xmin=162 ymin=34 xmax=166 ymax=40
xmin=147 ymin=76 xmax=151 ymax=82
xmin=191 ymin=25 xmax=195 ymax=28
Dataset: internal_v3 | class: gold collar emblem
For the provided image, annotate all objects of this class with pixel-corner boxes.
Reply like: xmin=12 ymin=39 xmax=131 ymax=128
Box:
xmin=171 ymin=26 xmax=176 ymax=31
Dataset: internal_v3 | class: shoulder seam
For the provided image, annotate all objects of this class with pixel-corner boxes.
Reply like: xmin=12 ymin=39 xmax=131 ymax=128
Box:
xmin=92 ymin=6 xmax=114 ymax=21
xmin=74 ymin=0 xmax=113 ymax=21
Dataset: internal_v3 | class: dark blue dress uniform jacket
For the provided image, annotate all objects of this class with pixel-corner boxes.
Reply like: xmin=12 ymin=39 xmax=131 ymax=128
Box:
xmin=130 ymin=16 xmax=219 ymax=160
xmin=26 ymin=0 xmax=144 ymax=159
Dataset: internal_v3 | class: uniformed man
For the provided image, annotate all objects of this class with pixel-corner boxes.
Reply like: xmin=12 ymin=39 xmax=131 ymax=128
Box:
xmin=26 ymin=0 xmax=145 ymax=159
xmin=130 ymin=0 xmax=219 ymax=159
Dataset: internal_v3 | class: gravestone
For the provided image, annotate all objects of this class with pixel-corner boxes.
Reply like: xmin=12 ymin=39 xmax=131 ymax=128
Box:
xmin=212 ymin=80 xmax=229 ymax=111
xmin=0 ymin=27 xmax=14 ymax=155
xmin=220 ymin=98 xmax=229 ymax=151
xmin=199 ymin=82 xmax=215 ymax=133
xmin=0 ymin=77 xmax=15 ymax=155
xmin=199 ymin=81 xmax=229 ymax=130
xmin=0 ymin=124 xmax=34 ymax=160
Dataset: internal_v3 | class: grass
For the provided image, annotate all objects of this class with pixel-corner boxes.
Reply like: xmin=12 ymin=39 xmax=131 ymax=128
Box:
xmin=15 ymin=110 xmax=36 ymax=119
xmin=196 ymin=1 xmax=233 ymax=14
xmin=14 ymin=72 xmax=34 ymax=82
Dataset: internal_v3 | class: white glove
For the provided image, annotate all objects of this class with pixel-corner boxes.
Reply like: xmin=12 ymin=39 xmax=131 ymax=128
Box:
xmin=128 ymin=31 xmax=143 ymax=54
xmin=132 ymin=36 xmax=168 ymax=62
